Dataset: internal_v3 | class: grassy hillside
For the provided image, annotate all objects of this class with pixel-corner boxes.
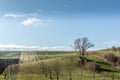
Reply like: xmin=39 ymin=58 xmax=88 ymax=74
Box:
xmin=0 ymin=51 xmax=120 ymax=80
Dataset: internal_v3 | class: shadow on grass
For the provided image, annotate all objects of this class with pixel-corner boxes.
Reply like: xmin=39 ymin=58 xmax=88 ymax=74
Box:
xmin=87 ymin=59 xmax=109 ymax=65
xmin=100 ymin=68 xmax=112 ymax=72
xmin=86 ymin=59 xmax=108 ymax=65
xmin=100 ymin=68 xmax=118 ymax=73
xmin=86 ymin=58 xmax=119 ymax=72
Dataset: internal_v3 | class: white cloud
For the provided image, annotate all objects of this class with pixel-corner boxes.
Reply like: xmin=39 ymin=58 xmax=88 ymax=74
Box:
xmin=4 ymin=12 xmax=39 ymax=18
xmin=0 ymin=44 xmax=26 ymax=48
xmin=4 ymin=13 xmax=24 ymax=18
xmin=0 ymin=44 xmax=73 ymax=51
xmin=104 ymin=40 xmax=119 ymax=45
xmin=21 ymin=17 xmax=42 ymax=26
xmin=4 ymin=12 xmax=55 ymax=27
xmin=103 ymin=40 xmax=120 ymax=47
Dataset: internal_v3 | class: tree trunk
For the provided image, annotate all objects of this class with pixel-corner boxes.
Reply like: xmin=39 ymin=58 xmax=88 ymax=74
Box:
xmin=82 ymin=52 xmax=84 ymax=58
xmin=111 ymin=64 xmax=114 ymax=80
xmin=69 ymin=73 xmax=72 ymax=80
xmin=80 ymin=57 xmax=85 ymax=65
xmin=111 ymin=67 xmax=114 ymax=80
xmin=42 ymin=67 xmax=45 ymax=75
xmin=50 ymin=71 xmax=53 ymax=80
xmin=112 ymin=72 xmax=114 ymax=80
xmin=57 ymin=73 xmax=59 ymax=80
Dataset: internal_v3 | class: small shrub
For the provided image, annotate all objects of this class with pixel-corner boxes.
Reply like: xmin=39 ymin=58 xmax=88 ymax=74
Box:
xmin=89 ymin=62 xmax=101 ymax=73
xmin=104 ymin=54 xmax=118 ymax=64
xmin=116 ymin=58 xmax=120 ymax=65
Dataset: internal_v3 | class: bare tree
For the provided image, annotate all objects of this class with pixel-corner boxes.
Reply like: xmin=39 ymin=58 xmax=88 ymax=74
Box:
xmin=47 ymin=63 xmax=54 ymax=80
xmin=40 ymin=61 xmax=45 ymax=75
xmin=66 ymin=58 xmax=74 ymax=80
xmin=53 ymin=59 xmax=61 ymax=80
xmin=44 ymin=64 xmax=49 ymax=78
xmin=112 ymin=46 xmax=117 ymax=52
xmin=73 ymin=37 xmax=94 ymax=64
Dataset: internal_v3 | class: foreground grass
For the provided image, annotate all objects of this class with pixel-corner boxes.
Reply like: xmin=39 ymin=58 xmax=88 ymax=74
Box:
xmin=17 ymin=62 xmax=112 ymax=80
xmin=16 ymin=51 xmax=120 ymax=80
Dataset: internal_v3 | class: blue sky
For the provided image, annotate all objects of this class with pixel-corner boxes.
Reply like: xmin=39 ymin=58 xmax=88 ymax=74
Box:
xmin=0 ymin=0 xmax=120 ymax=50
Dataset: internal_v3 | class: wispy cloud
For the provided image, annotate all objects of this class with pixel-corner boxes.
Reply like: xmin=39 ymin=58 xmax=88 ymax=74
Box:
xmin=0 ymin=44 xmax=26 ymax=49
xmin=4 ymin=12 xmax=39 ymax=18
xmin=0 ymin=44 xmax=73 ymax=51
xmin=4 ymin=12 xmax=55 ymax=27
xmin=4 ymin=13 xmax=24 ymax=18
xmin=21 ymin=17 xmax=42 ymax=26
xmin=103 ymin=40 xmax=120 ymax=46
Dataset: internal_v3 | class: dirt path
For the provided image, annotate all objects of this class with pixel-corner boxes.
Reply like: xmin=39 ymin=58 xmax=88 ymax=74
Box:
xmin=19 ymin=51 xmax=39 ymax=63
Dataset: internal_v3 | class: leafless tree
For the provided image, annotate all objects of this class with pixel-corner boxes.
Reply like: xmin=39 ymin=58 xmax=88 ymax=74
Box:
xmin=73 ymin=37 xmax=94 ymax=64
xmin=44 ymin=64 xmax=49 ymax=78
xmin=112 ymin=46 xmax=117 ymax=52
xmin=65 ymin=56 xmax=75 ymax=80
xmin=53 ymin=59 xmax=61 ymax=80
xmin=40 ymin=61 xmax=53 ymax=79
xmin=47 ymin=63 xmax=54 ymax=80
xmin=40 ymin=61 xmax=45 ymax=75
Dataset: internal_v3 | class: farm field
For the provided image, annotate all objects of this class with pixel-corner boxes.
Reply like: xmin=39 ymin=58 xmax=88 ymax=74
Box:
xmin=0 ymin=51 xmax=120 ymax=80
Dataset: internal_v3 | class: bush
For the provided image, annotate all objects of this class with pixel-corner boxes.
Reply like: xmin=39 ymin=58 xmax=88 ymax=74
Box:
xmin=89 ymin=62 xmax=101 ymax=73
xmin=116 ymin=58 xmax=120 ymax=65
xmin=104 ymin=54 xmax=118 ymax=64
